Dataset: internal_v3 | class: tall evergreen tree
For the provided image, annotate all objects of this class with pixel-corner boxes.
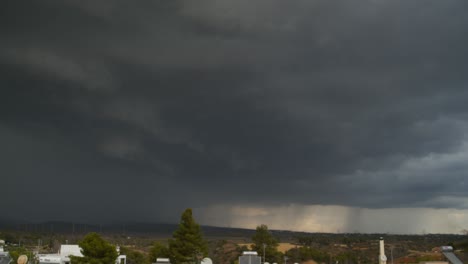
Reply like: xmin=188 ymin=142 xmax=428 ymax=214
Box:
xmin=251 ymin=224 xmax=281 ymax=263
xmin=169 ymin=208 xmax=208 ymax=264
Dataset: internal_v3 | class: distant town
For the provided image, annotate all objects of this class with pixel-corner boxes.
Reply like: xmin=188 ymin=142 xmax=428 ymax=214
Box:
xmin=1 ymin=209 xmax=467 ymax=264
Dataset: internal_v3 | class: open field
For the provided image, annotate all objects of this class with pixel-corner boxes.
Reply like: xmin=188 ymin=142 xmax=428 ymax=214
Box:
xmin=237 ymin=243 xmax=298 ymax=253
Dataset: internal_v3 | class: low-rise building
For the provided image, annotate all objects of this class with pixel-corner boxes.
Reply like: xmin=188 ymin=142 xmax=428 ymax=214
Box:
xmin=0 ymin=246 xmax=12 ymax=264
xmin=38 ymin=244 xmax=126 ymax=264
xmin=152 ymin=257 xmax=171 ymax=264
xmin=239 ymin=251 xmax=261 ymax=264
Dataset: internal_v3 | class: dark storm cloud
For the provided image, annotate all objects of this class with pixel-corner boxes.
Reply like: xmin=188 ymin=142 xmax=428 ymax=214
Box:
xmin=2 ymin=0 xmax=468 ymax=223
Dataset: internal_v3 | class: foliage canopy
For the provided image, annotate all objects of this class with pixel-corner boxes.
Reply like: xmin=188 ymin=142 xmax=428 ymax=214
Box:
xmin=169 ymin=208 xmax=208 ymax=264
xmin=149 ymin=242 xmax=170 ymax=263
xmin=121 ymin=246 xmax=150 ymax=264
xmin=251 ymin=224 xmax=281 ymax=263
xmin=70 ymin=232 xmax=118 ymax=264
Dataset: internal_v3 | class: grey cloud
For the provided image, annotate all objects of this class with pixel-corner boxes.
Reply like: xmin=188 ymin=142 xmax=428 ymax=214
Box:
xmin=1 ymin=47 xmax=115 ymax=91
xmin=2 ymin=0 xmax=468 ymax=229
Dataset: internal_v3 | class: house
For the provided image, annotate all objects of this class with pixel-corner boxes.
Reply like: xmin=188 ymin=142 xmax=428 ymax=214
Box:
xmin=38 ymin=244 xmax=126 ymax=264
xmin=0 ymin=246 xmax=12 ymax=264
xmin=239 ymin=251 xmax=261 ymax=264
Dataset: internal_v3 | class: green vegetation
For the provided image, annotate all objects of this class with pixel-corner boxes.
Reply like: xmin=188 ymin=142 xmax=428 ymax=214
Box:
xmin=210 ymin=240 xmax=246 ymax=264
xmin=285 ymin=246 xmax=329 ymax=263
xmin=251 ymin=224 xmax=282 ymax=263
xmin=121 ymin=246 xmax=150 ymax=264
xmin=70 ymin=232 xmax=118 ymax=264
xmin=169 ymin=208 xmax=208 ymax=264
xmin=149 ymin=242 xmax=170 ymax=263
xmin=7 ymin=246 xmax=35 ymax=263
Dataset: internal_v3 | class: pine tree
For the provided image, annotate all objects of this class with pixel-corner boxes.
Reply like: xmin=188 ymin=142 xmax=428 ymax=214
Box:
xmin=251 ymin=224 xmax=281 ymax=263
xmin=70 ymin=232 xmax=118 ymax=264
xmin=169 ymin=208 xmax=208 ymax=264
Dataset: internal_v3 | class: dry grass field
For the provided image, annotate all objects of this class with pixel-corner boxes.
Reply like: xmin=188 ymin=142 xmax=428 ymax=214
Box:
xmin=237 ymin=243 xmax=299 ymax=253
xmin=277 ymin=243 xmax=299 ymax=253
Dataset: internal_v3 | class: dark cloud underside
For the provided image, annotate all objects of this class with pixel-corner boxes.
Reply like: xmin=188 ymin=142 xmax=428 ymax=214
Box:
xmin=2 ymin=0 xmax=468 ymax=223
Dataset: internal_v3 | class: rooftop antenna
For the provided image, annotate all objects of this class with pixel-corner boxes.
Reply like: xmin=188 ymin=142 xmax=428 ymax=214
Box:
xmin=379 ymin=237 xmax=387 ymax=264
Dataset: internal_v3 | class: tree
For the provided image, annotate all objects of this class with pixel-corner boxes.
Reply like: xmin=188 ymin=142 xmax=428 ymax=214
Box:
xmin=169 ymin=208 xmax=208 ymax=264
xmin=70 ymin=232 xmax=118 ymax=264
xmin=251 ymin=224 xmax=281 ymax=263
xmin=121 ymin=246 xmax=150 ymax=264
xmin=7 ymin=246 xmax=34 ymax=263
xmin=149 ymin=242 xmax=170 ymax=263
xmin=295 ymin=236 xmax=314 ymax=247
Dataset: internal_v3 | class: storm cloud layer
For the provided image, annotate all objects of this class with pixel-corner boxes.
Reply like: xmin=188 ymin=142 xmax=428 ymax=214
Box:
xmin=2 ymin=0 xmax=468 ymax=231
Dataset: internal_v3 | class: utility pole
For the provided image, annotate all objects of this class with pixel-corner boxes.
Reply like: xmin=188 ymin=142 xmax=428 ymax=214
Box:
xmin=390 ymin=246 xmax=394 ymax=264
xmin=263 ymin=243 xmax=266 ymax=263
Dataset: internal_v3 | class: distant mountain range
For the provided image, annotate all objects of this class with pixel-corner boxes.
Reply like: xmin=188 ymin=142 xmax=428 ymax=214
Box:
xmin=0 ymin=219 xmax=323 ymax=240
xmin=1 ymin=219 xmax=465 ymax=242
xmin=0 ymin=220 xmax=258 ymax=238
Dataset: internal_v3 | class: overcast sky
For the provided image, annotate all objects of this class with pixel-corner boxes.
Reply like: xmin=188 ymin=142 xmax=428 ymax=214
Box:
xmin=2 ymin=0 xmax=468 ymax=234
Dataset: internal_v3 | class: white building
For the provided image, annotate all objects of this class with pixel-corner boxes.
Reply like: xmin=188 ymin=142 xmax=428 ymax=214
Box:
xmin=0 ymin=246 xmax=12 ymax=264
xmin=38 ymin=244 xmax=126 ymax=264
xmin=239 ymin=251 xmax=261 ymax=264
xmin=153 ymin=257 xmax=171 ymax=264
